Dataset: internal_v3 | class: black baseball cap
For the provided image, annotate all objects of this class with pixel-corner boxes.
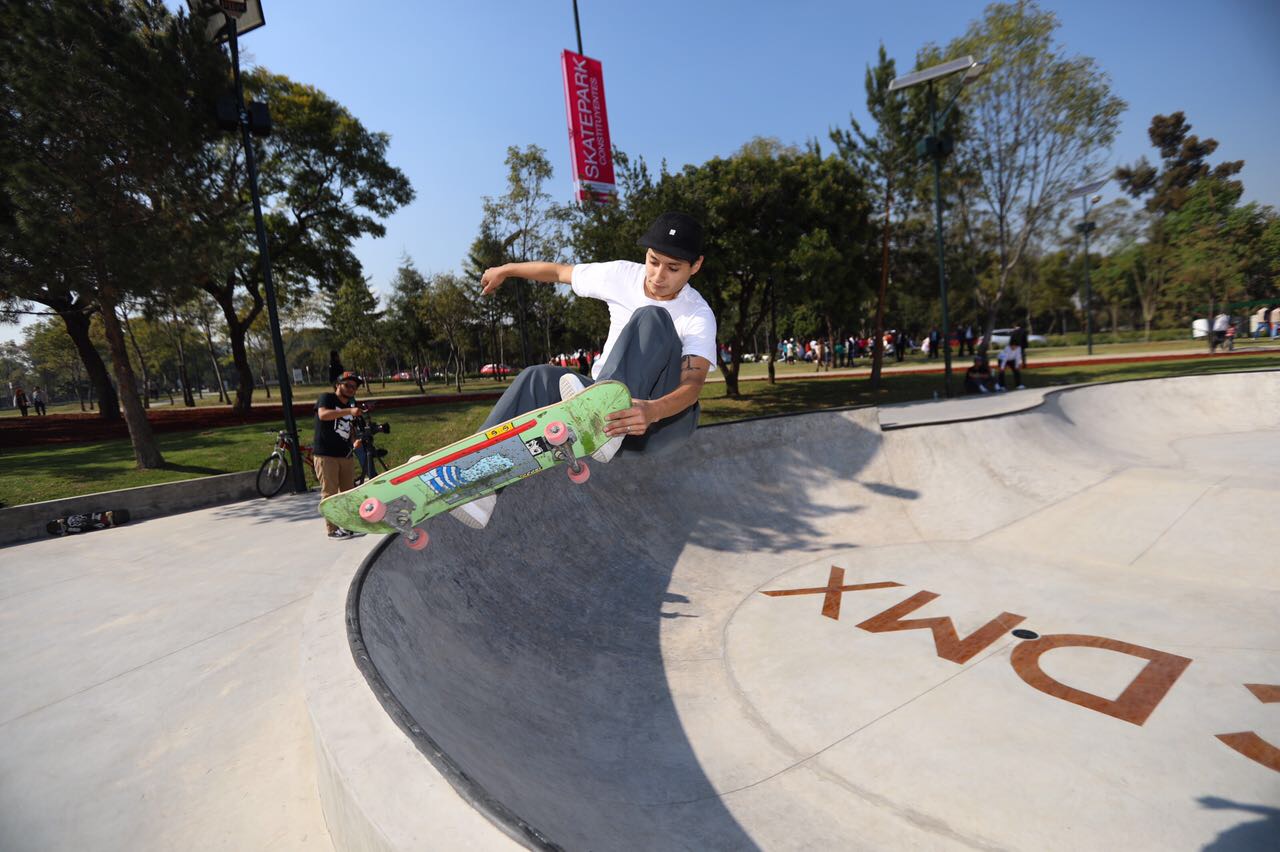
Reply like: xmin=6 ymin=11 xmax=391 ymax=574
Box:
xmin=637 ymin=211 xmax=704 ymax=263
xmin=337 ymin=371 xmax=362 ymax=385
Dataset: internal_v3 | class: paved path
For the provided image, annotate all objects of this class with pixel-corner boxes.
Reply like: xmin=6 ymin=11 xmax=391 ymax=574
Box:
xmin=0 ymin=495 xmax=375 ymax=851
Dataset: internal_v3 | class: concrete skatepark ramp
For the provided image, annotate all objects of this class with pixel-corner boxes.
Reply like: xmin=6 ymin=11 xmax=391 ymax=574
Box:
xmin=310 ymin=373 xmax=1280 ymax=850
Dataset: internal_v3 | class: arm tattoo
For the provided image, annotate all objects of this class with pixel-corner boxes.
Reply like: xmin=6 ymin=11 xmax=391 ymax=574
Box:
xmin=680 ymin=355 xmax=698 ymax=374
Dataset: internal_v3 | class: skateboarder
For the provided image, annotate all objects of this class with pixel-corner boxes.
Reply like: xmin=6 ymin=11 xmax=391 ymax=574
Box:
xmin=455 ymin=211 xmax=717 ymax=529
xmin=314 ymin=371 xmax=367 ymax=539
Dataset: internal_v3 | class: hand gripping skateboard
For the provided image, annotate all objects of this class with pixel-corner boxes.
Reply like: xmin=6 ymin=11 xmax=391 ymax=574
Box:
xmin=318 ymin=379 xmax=631 ymax=550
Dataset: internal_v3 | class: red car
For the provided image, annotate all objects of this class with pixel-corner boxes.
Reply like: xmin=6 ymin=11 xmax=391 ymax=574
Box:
xmin=480 ymin=363 xmax=514 ymax=376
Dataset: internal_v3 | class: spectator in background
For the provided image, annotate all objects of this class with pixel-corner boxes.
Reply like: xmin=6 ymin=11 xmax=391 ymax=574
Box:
xmin=996 ymin=340 xmax=1024 ymax=391
xmin=1011 ymin=323 xmax=1029 ymax=367
xmin=31 ymin=386 xmax=47 ymax=416
xmin=1212 ymin=311 xmax=1230 ymax=352
xmin=1225 ymin=322 xmax=1236 ymax=351
xmin=963 ymin=323 xmax=976 ymax=356
xmin=327 ymin=350 xmax=345 ymax=384
xmin=314 ymin=371 xmax=367 ymax=540
xmin=13 ymin=385 xmax=30 ymax=416
xmin=964 ymin=356 xmax=995 ymax=394
xmin=927 ymin=327 xmax=940 ymax=360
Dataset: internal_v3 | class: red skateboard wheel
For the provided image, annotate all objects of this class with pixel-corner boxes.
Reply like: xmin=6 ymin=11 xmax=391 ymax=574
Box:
xmin=545 ymin=420 xmax=570 ymax=446
xmin=404 ymin=527 xmax=430 ymax=551
xmin=359 ymin=497 xmax=387 ymax=523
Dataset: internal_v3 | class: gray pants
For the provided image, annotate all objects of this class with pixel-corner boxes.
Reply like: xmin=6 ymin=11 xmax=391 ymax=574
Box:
xmin=480 ymin=306 xmax=700 ymax=458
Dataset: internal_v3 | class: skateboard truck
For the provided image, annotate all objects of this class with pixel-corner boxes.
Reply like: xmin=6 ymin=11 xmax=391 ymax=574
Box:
xmin=359 ymin=495 xmax=430 ymax=551
xmin=544 ymin=422 xmax=590 ymax=483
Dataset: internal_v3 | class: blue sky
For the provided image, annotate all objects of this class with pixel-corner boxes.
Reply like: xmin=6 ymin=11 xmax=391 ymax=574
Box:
xmin=5 ymin=0 xmax=1279 ymax=343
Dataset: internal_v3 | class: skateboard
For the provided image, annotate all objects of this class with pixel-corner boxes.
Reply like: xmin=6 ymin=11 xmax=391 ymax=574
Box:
xmin=47 ymin=508 xmax=131 ymax=537
xmin=319 ymin=379 xmax=631 ymax=549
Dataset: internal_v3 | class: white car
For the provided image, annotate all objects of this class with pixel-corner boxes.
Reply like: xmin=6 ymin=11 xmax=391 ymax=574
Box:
xmin=988 ymin=328 xmax=1047 ymax=348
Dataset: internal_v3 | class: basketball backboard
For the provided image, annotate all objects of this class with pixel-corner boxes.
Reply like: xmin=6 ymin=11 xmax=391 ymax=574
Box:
xmin=188 ymin=0 xmax=265 ymax=44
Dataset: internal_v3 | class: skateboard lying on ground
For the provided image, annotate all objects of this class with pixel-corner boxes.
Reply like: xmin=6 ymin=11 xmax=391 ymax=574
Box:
xmin=47 ymin=508 xmax=131 ymax=537
xmin=319 ymin=379 xmax=631 ymax=550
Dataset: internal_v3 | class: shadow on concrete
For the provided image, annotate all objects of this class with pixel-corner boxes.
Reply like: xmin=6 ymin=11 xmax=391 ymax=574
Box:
xmin=210 ymin=492 xmax=320 ymax=527
xmin=1198 ymin=796 xmax=1280 ymax=851
xmin=355 ymin=409 xmax=912 ymax=850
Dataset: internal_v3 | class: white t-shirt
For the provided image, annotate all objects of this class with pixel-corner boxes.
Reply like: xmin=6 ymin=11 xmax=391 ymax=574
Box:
xmin=997 ymin=345 xmax=1023 ymax=368
xmin=571 ymin=260 xmax=718 ymax=380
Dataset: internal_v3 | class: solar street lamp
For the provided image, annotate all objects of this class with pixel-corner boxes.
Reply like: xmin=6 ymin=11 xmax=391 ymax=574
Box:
xmin=189 ymin=1 xmax=306 ymax=495
xmin=1067 ymin=178 xmax=1108 ymax=356
xmin=889 ymin=56 xmax=984 ymax=397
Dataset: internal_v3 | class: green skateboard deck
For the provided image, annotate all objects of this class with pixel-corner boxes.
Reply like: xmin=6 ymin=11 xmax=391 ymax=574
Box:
xmin=319 ymin=379 xmax=631 ymax=546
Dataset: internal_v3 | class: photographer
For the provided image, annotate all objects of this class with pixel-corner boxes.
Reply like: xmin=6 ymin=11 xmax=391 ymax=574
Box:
xmin=314 ymin=371 xmax=367 ymax=540
xmin=351 ymin=404 xmax=390 ymax=481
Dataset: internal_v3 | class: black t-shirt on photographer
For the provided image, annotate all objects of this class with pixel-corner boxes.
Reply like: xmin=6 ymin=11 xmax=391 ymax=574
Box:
xmin=314 ymin=392 xmax=358 ymax=457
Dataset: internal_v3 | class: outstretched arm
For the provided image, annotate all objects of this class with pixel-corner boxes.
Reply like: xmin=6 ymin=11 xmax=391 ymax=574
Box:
xmin=481 ymin=262 xmax=573 ymax=294
xmin=605 ymin=355 xmax=711 ymax=438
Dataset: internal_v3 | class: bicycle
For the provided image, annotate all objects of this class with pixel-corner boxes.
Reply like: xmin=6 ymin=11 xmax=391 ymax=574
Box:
xmin=256 ymin=430 xmax=316 ymax=498
xmin=256 ymin=408 xmax=390 ymax=498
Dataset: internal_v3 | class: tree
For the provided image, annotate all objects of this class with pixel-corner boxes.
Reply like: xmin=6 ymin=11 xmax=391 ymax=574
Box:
xmin=194 ymin=70 xmax=413 ymax=411
xmin=420 ymin=274 xmax=476 ymax=392
xmin=1115 ymin=112 xmax=1246 ymax=337
xmin=481 ymin=145 xmax=570 ymax=366
xmin=943 ymin=1 xmax=1125 ymax=348
xmin=0 ymin=1 xmax=227 ymax=465
xmin=384 ymin=258 xmax=434 ymax=392
xmin=22 ymin=318 xmax=85 ymax=406
xmin=325 ymin=275 xmax=382 ymax=382
xmin=677 ymin=140 xmax=873 ymax=396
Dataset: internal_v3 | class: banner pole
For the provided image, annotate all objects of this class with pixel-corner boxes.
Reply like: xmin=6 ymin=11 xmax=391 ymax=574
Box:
xmin=572 ymin=0 xmax=583 ymax=54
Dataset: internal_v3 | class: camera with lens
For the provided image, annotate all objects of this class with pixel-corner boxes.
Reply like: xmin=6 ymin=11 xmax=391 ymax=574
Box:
xmin=354 ymin=413 xmax=390 ymax=447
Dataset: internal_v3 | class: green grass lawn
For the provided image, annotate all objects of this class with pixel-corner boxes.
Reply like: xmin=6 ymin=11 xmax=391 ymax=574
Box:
xmin=1 ymin=355 xmax=1275 ymax=508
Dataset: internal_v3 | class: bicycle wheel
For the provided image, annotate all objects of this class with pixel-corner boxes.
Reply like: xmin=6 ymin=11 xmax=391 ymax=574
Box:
xmin=256 ymin=453 xmax=290 ymax=498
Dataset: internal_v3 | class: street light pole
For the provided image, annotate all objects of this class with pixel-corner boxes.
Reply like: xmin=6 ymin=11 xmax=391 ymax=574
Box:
xmin=224 ymin=17 xmax=307 ymax=494
xmin=1067 ymin=178 xmax=1107 ymax=358
xmin=1078 ymin=197 xmax=1097 ymax=356
xmin=927 ymin=81 xmax=954 ymax=396
xmin=889 ymin=55 xmax=983 ymax=399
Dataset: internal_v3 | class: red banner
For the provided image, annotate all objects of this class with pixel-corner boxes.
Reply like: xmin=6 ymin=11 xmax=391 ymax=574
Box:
xmin=561 ymin=49 xmax=616 ymax=204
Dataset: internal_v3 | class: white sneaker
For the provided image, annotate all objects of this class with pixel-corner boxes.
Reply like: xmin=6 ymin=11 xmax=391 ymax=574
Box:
xmin=1016 ymin=384 xmax=1026 ymax=390
xmin=995 ymin=385 xmax=1007 ymax=392
xmin=450 ymin=493 xmax=497 ymax=529
xmin=559 ymin=372 xmax=587 ymax=400
xmin=592 ymin=434 xmax=623 ymax=463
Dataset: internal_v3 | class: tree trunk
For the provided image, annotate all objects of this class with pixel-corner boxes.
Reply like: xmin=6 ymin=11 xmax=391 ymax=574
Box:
xmin=205 ymin=271 xmax=262 ymax=413
xmin=99 ymin=286 xmax=165 ymax=469
xmin=57 ymin=305 xmax=120 ymax=420
xmin=767 ymin=279 xmax=776 ymax=385
xmin=721 ymin=358 xmax=740 ymax=397
xmin=120 ymin=309 xmax=152 ymax=409
xmin=200 ymin=319 xmax=228 ymax=404
xmin=169 ymin=310 xmax=196 ymax=407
